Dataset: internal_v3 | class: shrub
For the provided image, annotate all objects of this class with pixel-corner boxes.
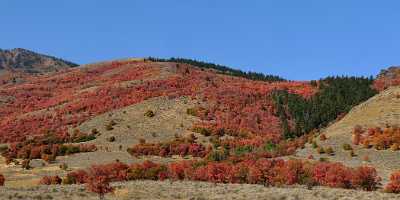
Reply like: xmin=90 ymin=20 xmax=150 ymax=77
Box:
xmin=317 ymin=147 xmax=325 ymax=154
xmin=319 ymin=134 xmax=327 ymax=141
xmin=192 ymin=127 xmax=212 ymax=137
xmin=144 ymin=110 xmax=155 ymax=118
xmin=362 ymin=155 xmax=370 ymax=162
xmin=319 ymin=157 xmax=329 ymax=162
xmin=234 ymin=146 xmax=253 ymax=156
xmin=21 ymin=159 xmax=31 ymax=170
xmin=352 ymin=166 xmax=380 ymax=191
xmin=385 ymin=171 xmax=400 ymax=193
xmin=62 ymin=158 xmax=382 ymax=192
xmin=86 ymin=172 xmax=114 ymax=200
xmin=0 ymin=145 xmax=8 ymax=153
xmin=60 ymin=163 xmax=68 ymax=171
xmin=139 ymin=138 xmax=146 ymax=144
xmin=40 ymin=176 xmax=62 ymax=185
xmin=91 ymin=128 xmax=99 ymax=135
xmin=353 ymin=125 xmax=400 ymax=150
xmin=349 ymin=150 xmax=357 ymax=157
xmin=186 ymin=108 xmax=197 ymax=116
xmin=342 ymin=143 xmax=353 ymax=151
xmin=105 ymin=124 xmax=114 ymax=131
xmin=0 ymin=174 xmax=5 ymax=186
xmin=263 ymin=141 xmax=277 ymax=152
xmin=65 ymin=170 xmax=89 ymax=184
xmin=206 ymin=149 xmax=229 ymax=162
xmin=312 ymin=141 xmax=318 ymax=149
xmin=107 ymin=136 xmax=116 ymax=142
xmin=325 ymin=147 xmax=334 ymax=156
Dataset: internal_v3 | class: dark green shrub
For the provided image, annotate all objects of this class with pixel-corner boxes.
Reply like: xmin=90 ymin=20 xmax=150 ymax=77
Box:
xmin=263 ymin=141 xmax=277 ymax=152
xmin=234 ymin=146 xmax=253 ymax=156
xmin=144 ymin=110 xmax=155 ymax=118
xmin=192 ymin=127 xmax=212 ymax=137
xmin=186 ymin=108 xmax=197 ymax=116
xmin=107 ymin=136 xmax=116 ymax=142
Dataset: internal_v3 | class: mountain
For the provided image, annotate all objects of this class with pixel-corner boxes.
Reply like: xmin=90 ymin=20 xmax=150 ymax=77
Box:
xmin=0 ymin=56 xmax=399 ymax=199
xmin=0 ymin=48 xmax=78 ymax=74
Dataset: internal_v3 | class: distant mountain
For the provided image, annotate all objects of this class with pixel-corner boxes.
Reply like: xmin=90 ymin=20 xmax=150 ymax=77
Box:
xmin=0 ymin=48 xmax=78 ymax=74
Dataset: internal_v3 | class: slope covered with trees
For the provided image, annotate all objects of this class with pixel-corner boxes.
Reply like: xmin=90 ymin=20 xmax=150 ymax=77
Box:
xmin=273 ymin=76 xmax=377 ymax=139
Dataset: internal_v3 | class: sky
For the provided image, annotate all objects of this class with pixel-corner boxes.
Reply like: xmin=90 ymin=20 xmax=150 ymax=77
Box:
xmin=1 ymin=0 xmax=399 ymax=80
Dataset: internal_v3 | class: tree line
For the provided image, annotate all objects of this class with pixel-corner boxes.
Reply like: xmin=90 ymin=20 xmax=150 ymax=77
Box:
xmin=147 ymin=57 xmax=286 ymax=82
xmin=272 ymin=76 xmax=377 ymax=139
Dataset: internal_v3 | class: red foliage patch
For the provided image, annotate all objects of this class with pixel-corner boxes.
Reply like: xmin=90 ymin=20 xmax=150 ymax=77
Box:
xmin=385 ymin=171 xmax=400 ymax=193
xmin=56 ymin=159 xmax=380 ymax=191
xmin=2 ymin=132 xmax=97 ymax=163
xmin=127 ymin=135 xmax=210 ymax=158
xmin=0 ymin=174 xmax=4 ymax=186
xmin=0 ymin=60 xmax=315 ymax=144
xmin=353 ymin=125 xmax=400 ymax=150
xmin=39 ymin=175 xmax=62 ymax=185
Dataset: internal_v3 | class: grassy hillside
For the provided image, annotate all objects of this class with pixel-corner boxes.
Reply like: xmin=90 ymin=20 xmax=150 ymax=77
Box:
xmin=0 ymin=58 xmax=399 ymax=199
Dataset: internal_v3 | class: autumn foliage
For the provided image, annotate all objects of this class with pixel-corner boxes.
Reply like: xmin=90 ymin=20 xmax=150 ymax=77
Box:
xmin=51 ymin=159 xmax=380 ymax=191
xmin=86 ymin=165 xmax=115 ymax=199
xmin=2 ymin=132 xmax=97 ymax=163
xmin=385 ymin=171 xmax=400 ymax=193
xmin=352 ymin=125 xmax=400 ymax=150
xmin=127 ymin=134 xmax=210 ymax=158
xmin=39 ymin=175 xmax=62 ymax=185
xmin=0 ymin=60 xmax=314 ymax=145
xmin=0 ymin=174 xmax=4 ymax=186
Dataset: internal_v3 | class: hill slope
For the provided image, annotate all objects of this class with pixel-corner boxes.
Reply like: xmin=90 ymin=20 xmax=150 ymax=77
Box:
xmin=1 ymin=57 xmax=400 ymax=199
xmin=0 ymin=48 xmax=77 ymax=75
xmin=296 ymin=86 xmax=400 ymax=182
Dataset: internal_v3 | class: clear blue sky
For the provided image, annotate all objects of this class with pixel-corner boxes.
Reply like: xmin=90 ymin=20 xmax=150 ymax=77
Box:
xmin=1 ymin=0 xmax=399 ymax=80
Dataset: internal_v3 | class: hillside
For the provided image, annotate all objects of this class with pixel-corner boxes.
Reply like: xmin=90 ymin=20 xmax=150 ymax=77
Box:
xmin=0 ymin=48 xmax=78 ymax=74
xmin=374 ymin=66 xmax=400 ymax=91
xmin=0 ymin=48 xmax=78 ymax=85
xmin=296 ymin=86 xmax=400 ymax=183
xmin=0 ymin=57 xmax=400 ymax=199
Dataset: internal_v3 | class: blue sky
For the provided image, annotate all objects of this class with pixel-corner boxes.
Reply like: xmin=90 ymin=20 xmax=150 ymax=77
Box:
xmin=1 ymin=0 xmax=399 ymax=80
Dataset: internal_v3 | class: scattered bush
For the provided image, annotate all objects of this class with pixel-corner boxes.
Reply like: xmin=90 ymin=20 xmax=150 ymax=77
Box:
xmin=21 ymin=159 xmax=31 ymax=170
xmin=86 ymin=166 xmax=114 ymax=200
xmin=353 ymin=125 xmax=400 ymax=150
xmin=1 ymin=136 xmax=97 ymax=164
xmin=60 ymin=163 xmax=68 ymax=171
xmin=319 ymin=134 xmax=327 ymax=141
xmin=325 ymin=147 xmax=334 ymax=155
xmin=192 ymin=127 xmax=212 ymax=137
xmin=127 ymin=136 xmax=209 ymax=158
xmin=0 ymin=174 xmax=5 ymax=186
xmin=317 ymin=147 xmax=325 ymax=154
xmin=385 ymin=171 xmax=400 ymax=193
xmin=40 ymin=176 xmax=62 ymax=185
xmin=107 ymin=136 xmax=116 ymax=142
xmin=186 ymin=108 xmax=198 ymax=116
xmin=312 ymin=141 xmax=318 ymax=149
xmin=144 ymin=110 xmax=155 ymax=118
xmin=342 ymin=143 xmax=353 ymax=151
